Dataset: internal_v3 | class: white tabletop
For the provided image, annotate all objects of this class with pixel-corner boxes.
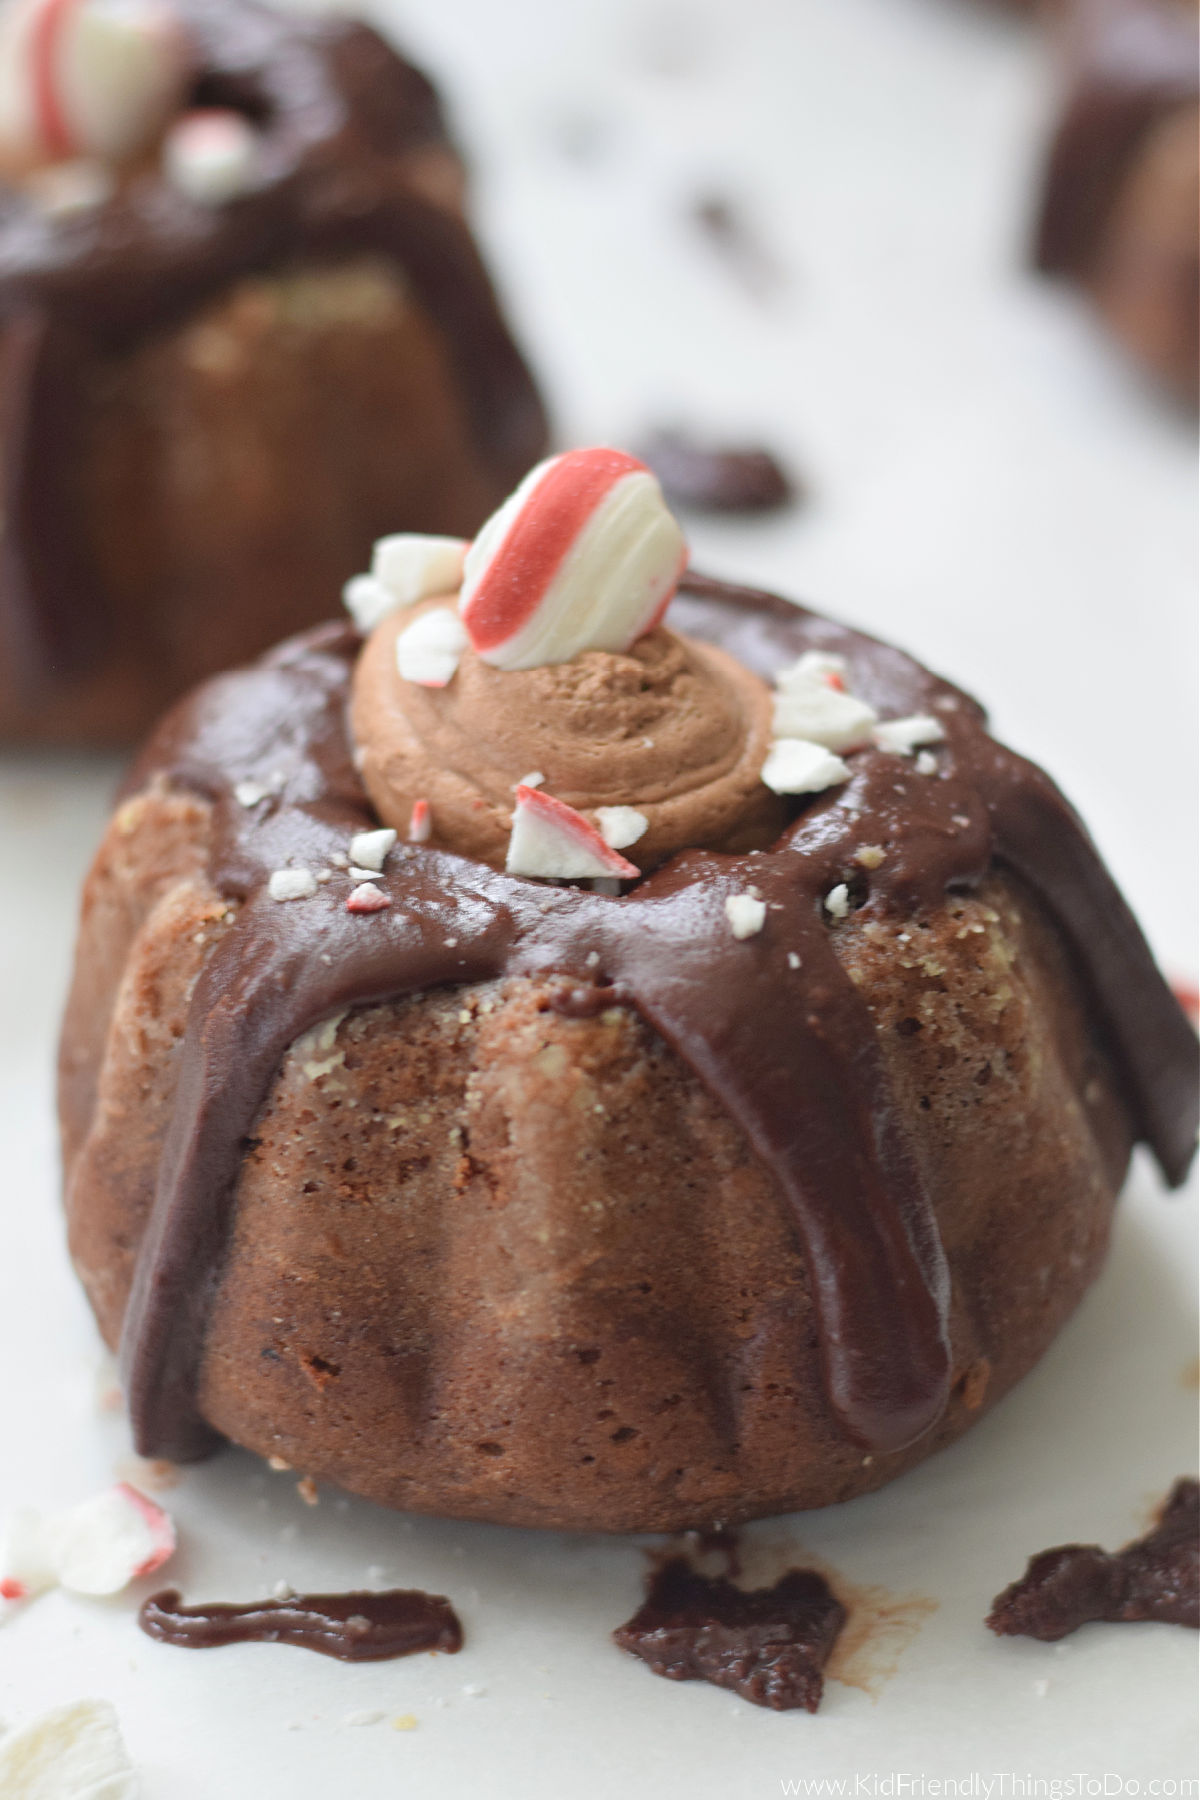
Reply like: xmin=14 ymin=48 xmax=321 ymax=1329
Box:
xmin=0 ymin=0 xmax=1196 ymax=1793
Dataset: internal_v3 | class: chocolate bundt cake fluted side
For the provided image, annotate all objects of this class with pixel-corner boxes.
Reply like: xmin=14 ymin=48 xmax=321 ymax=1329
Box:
xmin=0 ymin=0 xmax=548 ymax=742
xmin=58 ymin=577 xmax=1198 ymax=1531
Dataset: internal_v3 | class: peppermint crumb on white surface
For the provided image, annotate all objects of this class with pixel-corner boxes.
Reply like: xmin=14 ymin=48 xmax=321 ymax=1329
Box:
xmin=344 ymin=1710 xmax=386 ymax=1728
xmin=825 ymin=883 xmax=850 ymax=920
xmin=724 ymin=894 xmax=766 ymax=939
xmin=268 ymin=868 xmax=318 ymax=902
xmin=272 ymin=1580 xmax=294 ymax=1601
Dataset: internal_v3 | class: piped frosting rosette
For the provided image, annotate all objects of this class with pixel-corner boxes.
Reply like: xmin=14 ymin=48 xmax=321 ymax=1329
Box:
xmin=348 ymin=448 xmax=788 ymax=876
xmin=346 ymin=446 xmax=946 ymax=880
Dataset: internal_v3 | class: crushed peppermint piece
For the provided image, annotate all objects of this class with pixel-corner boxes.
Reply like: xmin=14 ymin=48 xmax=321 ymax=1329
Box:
xmin=787 ymin=952 xmax=801 ymax=969
xmin=373 ymin=534 xmax=467 ymax=605
xmin=771 ymin=653 xmax=876 ymax=751
xmin=724 ymin=894 xmax=766 ymax=939
xmin=164 ymin=108 xmax=258 ymax=206
xmin=349 ymin=828 xmax=397 ymax=871
xmin=517 ymin=771 xmax=544 ymax=789
xmin=595 ymin=805 xmax=649 ymax=850
xmin=408 ymin=798 xmax=432 ymax=843
xmin=348 ymin=865 xmax=387 ymax=882
xmin=915 ymin=751 xmax=939 ymax=776
xmin=268 ymin=868 xmax=318 ymax=902
xmin=343 ymin=574 xmax=397 ymax=634
xmin=854 ymin=844 xmax=885 ymax=869
xmin=825 ymin=883 xmax=850 ymax=921
xmin=395 ymin=606 xmax=468 ymax=687
xmin=2 ymin=1485 xmax=175 ymax=1607
xmin=760 ymin=738 xmax=850 ymax=795
xmin=507 ymin=785 xmax=639 ymax=881
xmin=234 ymin=779 xmax=270 ymax=808
xmin=0 ymin=1699 xmax=139 ymax=1799
xmin=344 ymin=1709 xmax=386 ymax=1727
xmin=872 ymin=715 xmax=944 ymax=755
xmin=459 ymin=448 xmax=686 ymax=671
xmin=346 ymin=882 xmax=390 ymax=914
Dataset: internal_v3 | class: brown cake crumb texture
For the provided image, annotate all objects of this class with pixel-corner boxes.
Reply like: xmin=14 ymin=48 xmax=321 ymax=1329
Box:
xmin=59 ymin=766 xmax=1135 ymax=1532
xmin=987 ymin=1478 xmax=1200 ymax=1641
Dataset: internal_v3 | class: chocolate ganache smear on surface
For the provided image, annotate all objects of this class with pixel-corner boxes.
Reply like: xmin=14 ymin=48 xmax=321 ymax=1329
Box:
xmin=0 ymin=0 xmax=546 ymax=690
xmin=113 ymin=573 xmax=1200 ymax=1467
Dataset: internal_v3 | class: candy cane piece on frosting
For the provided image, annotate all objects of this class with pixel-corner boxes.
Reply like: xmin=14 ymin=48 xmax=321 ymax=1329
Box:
xmin=459 ymin=448 xmax=688 ymax=672
xmin=506 ymin=785 xmax=639 ymax=881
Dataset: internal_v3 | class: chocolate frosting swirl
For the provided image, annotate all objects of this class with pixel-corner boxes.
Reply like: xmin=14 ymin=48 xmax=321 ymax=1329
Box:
xmin=112 ymin=575 xmax=1199 ymax=1469
xmin=352 ymin=603 xmax=785 ymax=868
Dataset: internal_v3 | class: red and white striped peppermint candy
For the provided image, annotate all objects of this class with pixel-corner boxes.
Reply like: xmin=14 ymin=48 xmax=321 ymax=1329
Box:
xmin=506 ymin=784 xmax=639 ymax=881
xmin=459 ymin=447 xmax=687 ymax=672
xmin=0 ymin=0 xmax=189 ymax=174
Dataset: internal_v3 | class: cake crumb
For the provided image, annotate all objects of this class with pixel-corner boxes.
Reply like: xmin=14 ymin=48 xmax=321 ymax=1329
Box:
xmin=268 ymin=1456 xmax=291 ymax=1472
xmin=392 ymin=1713 xmax=419 ymax=1731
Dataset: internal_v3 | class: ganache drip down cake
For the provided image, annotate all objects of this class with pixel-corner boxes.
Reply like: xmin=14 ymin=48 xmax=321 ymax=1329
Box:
xmin=59 ymin=449 xmax=1198 ymax=1533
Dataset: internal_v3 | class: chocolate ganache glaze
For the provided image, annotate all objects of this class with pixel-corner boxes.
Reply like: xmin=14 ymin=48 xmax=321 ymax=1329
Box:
xmin=114 ymin=574 xmax=1199 ymax=1467
xmin=139 ymin=1586 xmax=463 ymax=1660
xmin=0 ymin=0 xmax=546 ymax=690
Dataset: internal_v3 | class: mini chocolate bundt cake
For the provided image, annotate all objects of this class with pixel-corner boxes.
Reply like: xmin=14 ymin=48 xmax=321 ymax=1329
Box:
xmin=59 ymin=451 xmax=1197 ymax=1533
xmin=1033 ymin=0 xmax=1199 ymax=401
xmin=0 ymin=0 xmax=546 ymax=743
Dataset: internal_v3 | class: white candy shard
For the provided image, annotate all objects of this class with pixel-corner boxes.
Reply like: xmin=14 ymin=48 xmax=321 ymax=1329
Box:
xmin=825 ymin=883 xmax=850 ymax=920
xmin=594 ymin=805 xmax=648 ymax=850
xmin=0 ymin=1698 xmax=139 ymax=1799
xmin=372 ymin=534 xmax=468 ymax=607
xmin=343 ymin=574 xmax=400 ymax=635
xmin=164 ymin=107 xmax=257 ymax=205
xmin=915 ymin=750 xmax=939 ymax=776
xmin=872 ymin=715 xmax=945 ymax=755
xmin=0 ymin=1509 xmax=58 ymax=1610
xmin=44 ymin=1484 xmax=174 ymax=1596
xmin=1 ymin=1485 xmax=174 ymax=1611
xmin=724 ymin=893 xmax=766 ymax=940
xmin=234 ymin=779 xmax=270 ymax=808
xmin=395 ymin=607 xmax=468 ymax=687
xmin=771 ymin=683 xmax=877 ymax=752
xmin=506 ymin=784 xmax=639 ymax=881
xmin=775 ymin=651 xmax=848 ymax=689
xmin=349 ymin=828 xmax=396 ymax=872
xmin=0 ymin=0 xmax=191 ymax=174
xmin=760 ymin=738 xmax=850 ymax=795
xmin=459 ymin=448 xmax=686 ymax=671
xmin=268 ymin=867 xmax=318 ymax=902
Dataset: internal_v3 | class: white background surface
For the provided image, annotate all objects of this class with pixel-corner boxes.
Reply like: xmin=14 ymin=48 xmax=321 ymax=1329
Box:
xmin=1 ymin=0 xmax=1196 ymax=1793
